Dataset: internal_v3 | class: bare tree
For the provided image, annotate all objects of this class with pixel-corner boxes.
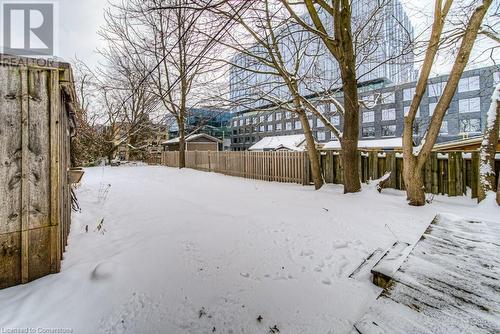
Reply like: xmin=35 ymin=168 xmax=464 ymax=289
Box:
xmin=402 ymin=0 xmax=492 ymax=206
xmin=281 ymin=0 xmax=414 ymax=194
xmin=211 ymin=0 xmax=344 ymax=189
xmin=94 ymin=32 xmax=160 ymax=161
xmin=70 ymin=59 xmax=110 ymax=166
xmin=99 ymin=0 xmax=227 ymax=168
xmin=478 ymin=83 xmax=499 ymax=203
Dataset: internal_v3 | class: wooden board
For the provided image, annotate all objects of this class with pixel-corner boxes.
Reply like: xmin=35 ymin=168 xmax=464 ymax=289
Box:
xmin=0 ymin=66 xmax=22 ymax=236
xmin=355 ymin=214 xmax=500 ymax=333
xmin=0 ymin=60 xmax=74 ymax=289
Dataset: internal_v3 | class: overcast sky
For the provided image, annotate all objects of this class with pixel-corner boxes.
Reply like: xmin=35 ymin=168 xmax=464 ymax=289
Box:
xmin=2 ymin=0 xmax=498 ymax=75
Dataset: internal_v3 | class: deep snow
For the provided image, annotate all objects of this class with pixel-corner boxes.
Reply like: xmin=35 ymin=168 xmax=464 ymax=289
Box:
xmin=0 ymin=166 xmax=498 ymax=334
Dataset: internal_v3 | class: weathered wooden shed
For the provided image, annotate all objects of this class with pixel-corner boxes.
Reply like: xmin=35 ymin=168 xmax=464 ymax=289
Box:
xmin=0 ymin=54 xmax=78 ymax=289
xmin=162 ymin=133 xmax=222 ymax=152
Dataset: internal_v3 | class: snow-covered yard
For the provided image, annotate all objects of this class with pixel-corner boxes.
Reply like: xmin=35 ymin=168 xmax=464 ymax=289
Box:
xmin=0 ymin=166 xmax=497 ymax=333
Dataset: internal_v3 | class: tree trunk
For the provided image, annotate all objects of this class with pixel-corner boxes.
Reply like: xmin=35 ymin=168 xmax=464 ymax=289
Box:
xmin=298 ymin=111 xmax=323 ymax=190
xmin=340 ymin=66 xmax=361 ymax=193
xmin=478 ymin=83 xmax=500 ymax=202
xmin=178 ymin=121 xmax=186 ymax=169
xmin=403 ymin=0 xmax=491 ymax=206
xmin=404 ymin=155 xmax=426 ymax=206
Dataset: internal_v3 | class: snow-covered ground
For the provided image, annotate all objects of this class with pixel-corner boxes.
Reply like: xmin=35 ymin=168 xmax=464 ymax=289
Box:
xmin=0 ymin=166 xmax=498 ymax=334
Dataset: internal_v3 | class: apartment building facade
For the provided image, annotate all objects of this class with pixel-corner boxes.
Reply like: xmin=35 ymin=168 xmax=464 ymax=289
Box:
xmin=229 ymin=66 xmax=500 ymax=151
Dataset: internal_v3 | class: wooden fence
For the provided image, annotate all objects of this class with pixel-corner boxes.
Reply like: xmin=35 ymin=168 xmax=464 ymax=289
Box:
xmin=162 ymin=151 xmax=307 ymax=184
xmin=322 ymin=151 xmax=498 ymax=199
xmin=158 ymin=150 xmax=499 ymax=199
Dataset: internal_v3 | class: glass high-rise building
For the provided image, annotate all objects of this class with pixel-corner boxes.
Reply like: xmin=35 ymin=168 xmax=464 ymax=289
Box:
xmin=229 ymin=0 xmax=415 ymax=114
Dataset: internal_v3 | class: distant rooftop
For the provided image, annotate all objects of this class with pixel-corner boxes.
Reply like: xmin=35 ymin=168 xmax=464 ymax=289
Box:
xmin=249 ymin=134 xmax=307 ymax=151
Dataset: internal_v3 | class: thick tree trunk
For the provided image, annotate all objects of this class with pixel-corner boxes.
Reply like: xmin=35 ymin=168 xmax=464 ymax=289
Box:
xmin=178 ymin=121 xmax=186 ymax=169
xmin=404 ymin=155 xmax=426 ymax=206
xmin=478 ymin=83 xmax=500 ymax=202
xmin=298 ymin=111 xmax=323 ymax=190
xmin=340 ymin=66 xmax=361 ymax=193
xmin=403 ymin=0 xmax=491 ymax=206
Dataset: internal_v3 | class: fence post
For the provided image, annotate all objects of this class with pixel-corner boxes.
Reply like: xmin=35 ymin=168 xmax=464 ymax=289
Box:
xmin=448 ymin=153 xmax=457 ymax=196
xmin=369 ymin=151 xmax=378 ymax=180
xmin=430 ymin=152 xmax=438 ymax=194
xmin=456 ymin=152 xmax=464 ymax=196
xmin=385 ymin=152 xmax=397 ymax=189
xmin=302 ymin=151 xmax=310 ymax=185
xmin=471 ymin=151 xmax=479 ymax=199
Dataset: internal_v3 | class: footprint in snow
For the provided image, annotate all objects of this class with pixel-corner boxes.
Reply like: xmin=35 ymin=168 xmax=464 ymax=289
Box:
xmin=322 ymin=278 xmax=332 ymax=285
xmin=332 ymin=240 xmax=350 ymax=249
xmin=91 ymin=261 xmax=116 ymax=281
xmin=299 ymin=250 xmax=314 ymax=257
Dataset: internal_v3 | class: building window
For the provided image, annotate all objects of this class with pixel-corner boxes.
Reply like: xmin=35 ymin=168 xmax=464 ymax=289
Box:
xmin=233 ymin=120 xmax=238 ymax=127
xmin=494 ymin=71 xmax=500 ymax=85
xmin=286 ymin=122 xmax=292 ymax=130
xmin=245 ymin=118 xmax=250 ymax=125
xmin=285 ymin=111 xmax=292 ymax=119
xmin=363 ymin=111 xmax=375 ymax=123
xmin=428 ymin=81 xmax=446 ymax=97
xmin=362 ymin=94 xmax=373 ymax=104
xmin=331 ymin=115 xmax=340 ymax=125
xmin=308 ymin=118 xmax=313 ymax=127
xmin=403 ymin=87 xmax=415 ymax=101
xmin=429 ymin=102 xmax=437 ymax=116
xmin=259 ymin=125 xmax=265 ymax=132
xmin=317 ymin=118 xmax=324 ymax=127
xmin=362 ymin=126 xmax=375 ymax=138
xmin=440 ymin=121 xmax=448 ymax=134
xmin=404 ymin=106 xmax=420 ymax=118
xmin=318 ymin=104 xmax=328 ymax=113
xmin=252 ymin=117 xmax=257 ymax=124
xmin=316 ymin=131 xmax=326 ymax=141
xmin=413 ymin=123 xmax=419 ymax=136
xmin=381 ymin=92 xmax=395 ymax=104
xmin=267 ymin=114 xmax=273 ymax=122
xmin=295 ymin=121 xmax=302 ymax=129
xmin=459 ymin=97 xmax=480 ymax=113
xmin=267 ymin=124 xmax=273 ymax=132
xmin=459 ymin=118 xmax=481 ymax=133
xmin=276 ymin=113 xmax=282 ymax=120
xmin=458 ymin=76 xmax=480 ymax=92
xmin=276 ymin=123 xmax=282 ymax=131
xmin=239 ymin=119 xmax=243 ymax=126
xmin=259 ymin=116 xmax=265 ymax=123
xmin=382 ymin=108 xmax=396 ymax=121
xmin=381 ymin=125 xmax=397 ymax=137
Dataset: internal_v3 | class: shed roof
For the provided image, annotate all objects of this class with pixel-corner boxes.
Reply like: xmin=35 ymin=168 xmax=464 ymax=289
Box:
xmin=323 ymin=137 xmax=403 ymax=150
xmin=249 ymin=134 xmax=307 ymax=151
xmin=433 ymin=136 xmax=500 ymax=151
xmin=0 ymin=53 xmax=70 ymax=70
xmin=162 ymin=133 xmax=222 ymax=145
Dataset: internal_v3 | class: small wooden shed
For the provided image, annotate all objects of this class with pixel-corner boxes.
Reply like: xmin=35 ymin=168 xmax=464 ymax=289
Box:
xmin=0 ymin=54 xmax=78 ymax=289
xmin=162 ymin=133 xmax=222 ymax=152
